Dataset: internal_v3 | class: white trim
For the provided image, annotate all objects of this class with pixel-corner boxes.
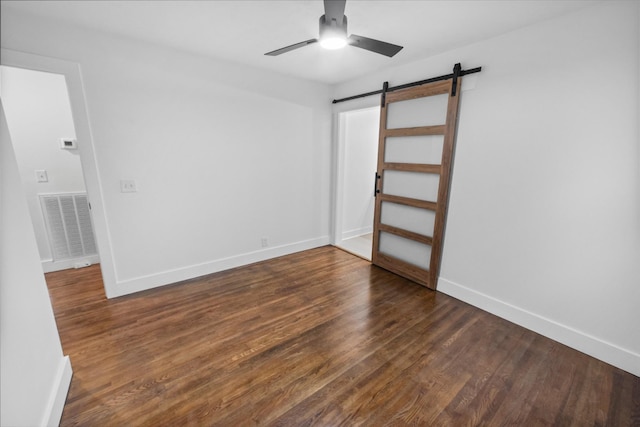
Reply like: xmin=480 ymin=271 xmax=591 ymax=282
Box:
xmin=331 ymin=105 xmax=379 ymax=248
xmin=110 ymin=236 xmax=331 ymax=298
xmin=437 ymin=277 xmax=640 ymax=377
xmin=1 ymin=48 xmax=117 ymax=298
xmin=41 ymin=356 xmax=72 ymax=427
xmin=341 ymin=226 xmax=373 ymax=240
xmin=330 ymin=111 xmax=346 ymax=246
xmin=42 ymin=255 xmax=100 ymax=273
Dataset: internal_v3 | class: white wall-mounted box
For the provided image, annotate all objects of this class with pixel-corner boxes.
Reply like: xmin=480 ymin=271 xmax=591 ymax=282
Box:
xmin=60 ymin=138 xmax=77 ymax=150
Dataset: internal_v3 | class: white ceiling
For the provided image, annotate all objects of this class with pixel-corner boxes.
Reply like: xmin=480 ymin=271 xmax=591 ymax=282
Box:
xmin=2 ymin=0 xmax=597 ymax=85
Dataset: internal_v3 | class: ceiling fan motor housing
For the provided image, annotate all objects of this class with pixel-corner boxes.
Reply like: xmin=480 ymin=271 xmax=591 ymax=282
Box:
xmin=319 ymin=14 xmax=348 ymax=41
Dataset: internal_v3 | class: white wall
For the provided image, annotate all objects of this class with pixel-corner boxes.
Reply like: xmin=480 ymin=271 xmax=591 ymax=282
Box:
xmin=0 ymin=66 xmax=89 ymax=271
xmin=1 ymin=8 xmax=333 ymax=297
xmin=333 ymin=1 xmax=640 ymax=376
xmin=1 ymin=101 xmax=72 ymax=427
xmin=341 ymin=107 xmax=378 ymax=239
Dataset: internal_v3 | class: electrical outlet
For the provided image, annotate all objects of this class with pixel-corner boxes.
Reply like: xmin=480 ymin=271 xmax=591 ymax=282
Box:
xmin=261 ymin=237 xmax=269 ymax=248
xmin=35 ymin=170 xmax=48 ymax=183
xmin=120 ymin=179 xmax=137 ymax=193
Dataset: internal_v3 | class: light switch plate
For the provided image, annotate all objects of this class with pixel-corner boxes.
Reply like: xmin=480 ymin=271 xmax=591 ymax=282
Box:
xmin=36 ymin=170 xmax=48 ymax=183
xmin=120 ymin=180 xmax=137 ymax=193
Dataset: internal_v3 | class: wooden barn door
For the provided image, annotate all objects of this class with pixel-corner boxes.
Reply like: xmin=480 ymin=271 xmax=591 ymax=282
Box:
xmin=371 ymin=76 xmax=462 ymax=290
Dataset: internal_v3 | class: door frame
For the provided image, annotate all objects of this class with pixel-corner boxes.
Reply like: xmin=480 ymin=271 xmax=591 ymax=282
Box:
xmin=331 ymin=105 xmax=380 ymax=254
xmin=1 ymin=48 xmax=117 ymax=297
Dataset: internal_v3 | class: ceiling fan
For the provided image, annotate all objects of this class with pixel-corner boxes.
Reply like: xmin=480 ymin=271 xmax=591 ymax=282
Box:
xmin=265 ymin=0 xmax=403 ymax=57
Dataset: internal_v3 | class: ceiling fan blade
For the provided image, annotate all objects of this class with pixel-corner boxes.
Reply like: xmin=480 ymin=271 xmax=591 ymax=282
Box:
xmin=264 ymin=39 xmax=318 ymax=56
xmin=348 ymin=34 xmax=403 ymax=57
xmin=324 ymin=0 xmax=346 ymax=24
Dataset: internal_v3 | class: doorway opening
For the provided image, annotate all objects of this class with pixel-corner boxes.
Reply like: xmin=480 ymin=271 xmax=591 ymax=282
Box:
xmin=1 ymin=65 xmax=99 ymax=273
xmin=1 ymin=48 xmax=115 ymax=298
xmin=333 ymin=106 xmax=379 ymax=260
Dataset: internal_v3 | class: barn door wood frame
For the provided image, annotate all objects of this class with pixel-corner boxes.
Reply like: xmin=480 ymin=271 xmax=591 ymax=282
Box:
xmin=369 ymin=63 xmax=477 ymax=290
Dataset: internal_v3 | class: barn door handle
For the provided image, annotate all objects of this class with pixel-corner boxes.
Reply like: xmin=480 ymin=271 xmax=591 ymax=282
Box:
xmin=374 ymin=172 xmax=381 ymax=197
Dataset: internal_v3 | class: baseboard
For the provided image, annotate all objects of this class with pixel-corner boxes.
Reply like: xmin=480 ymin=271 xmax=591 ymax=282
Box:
xmin=437 ymin=277 xmax=640 ymax=377
xmin=342 ymin=227 xmax=373 ymax=240
xmin=42 ymin=356 xmax=72 ymax=427
xmin=108 ymin=236 xmax=331 ymax=298
xmin=42 ymin=255 xmax=100 ymax=273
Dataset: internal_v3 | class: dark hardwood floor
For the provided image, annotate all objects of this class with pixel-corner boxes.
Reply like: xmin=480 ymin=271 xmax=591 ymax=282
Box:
xmin=46 ymin=246 xmax=639 ymax=426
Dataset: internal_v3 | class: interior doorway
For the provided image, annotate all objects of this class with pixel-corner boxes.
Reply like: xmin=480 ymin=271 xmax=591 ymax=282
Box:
xmin=1 ymin=48 xmax=116 ymax=297
xmin=1 ymin=65 xmax=99 ymax=273
xmin=333 ymin=106 xmax=379 ymax=260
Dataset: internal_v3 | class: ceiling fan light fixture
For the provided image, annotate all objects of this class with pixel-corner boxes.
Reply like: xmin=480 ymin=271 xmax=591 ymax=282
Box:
xmin=319 ymin=36 xmax=347 ymax=50
xmin=318 ymin=14 xmax=348 ymax=50
xmin=264 ymin=0 xmax=403 ymax=57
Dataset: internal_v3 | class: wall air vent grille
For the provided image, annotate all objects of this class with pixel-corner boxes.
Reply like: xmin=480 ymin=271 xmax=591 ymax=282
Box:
xmin=40 ymin=193 xmax=97 ymax=261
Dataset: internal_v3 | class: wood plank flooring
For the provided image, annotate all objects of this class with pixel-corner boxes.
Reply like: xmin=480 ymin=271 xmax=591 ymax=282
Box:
xmin=45 ymin=246 xmax=639 ymax=426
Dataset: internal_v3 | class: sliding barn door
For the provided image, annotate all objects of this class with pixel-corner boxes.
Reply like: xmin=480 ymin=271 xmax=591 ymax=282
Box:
xmin=371 ymin=77 xmax=462 ymax=290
